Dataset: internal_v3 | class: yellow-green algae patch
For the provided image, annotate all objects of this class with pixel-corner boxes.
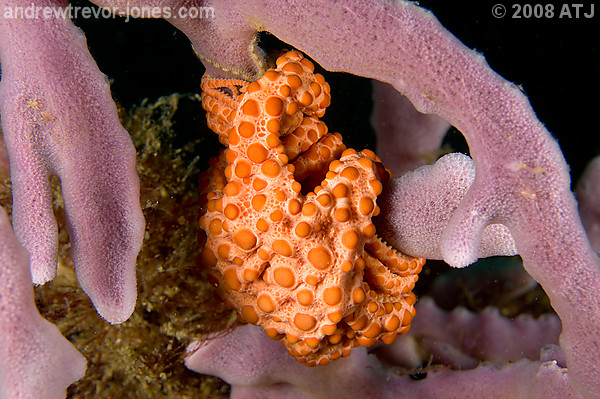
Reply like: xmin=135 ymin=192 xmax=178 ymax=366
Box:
xmin=22 ymin=93 xmax=235 ymax=398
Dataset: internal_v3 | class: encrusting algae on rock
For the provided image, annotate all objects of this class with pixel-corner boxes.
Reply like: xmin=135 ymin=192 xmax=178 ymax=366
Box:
xmin=198 ymin=50 xmax=425 ymax=366
xmin=2 ymin=94 xmax=234 ymax=398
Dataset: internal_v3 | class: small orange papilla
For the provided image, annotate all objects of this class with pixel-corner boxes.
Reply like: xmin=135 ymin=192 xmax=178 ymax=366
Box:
xmin=198 ymin=50 xmax=424 ymax=366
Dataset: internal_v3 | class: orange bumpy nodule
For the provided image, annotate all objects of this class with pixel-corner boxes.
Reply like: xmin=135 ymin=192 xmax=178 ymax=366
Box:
xmin=199 ymin=50 xmax=425 ymax=366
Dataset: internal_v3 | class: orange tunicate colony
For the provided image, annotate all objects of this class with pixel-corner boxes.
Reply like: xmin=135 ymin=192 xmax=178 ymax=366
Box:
xmin=199 ymin=50 xmax=425 ymax=366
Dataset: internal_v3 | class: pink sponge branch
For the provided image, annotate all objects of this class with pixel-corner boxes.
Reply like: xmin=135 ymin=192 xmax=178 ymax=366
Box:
xmin=186 ymin=323 xmax=580 ymax=399
xmin=0 ymin=0 xmax=144 ymax=324
xmin=576 ymin=156 xmax=600 ymax=253
xmin=408 ymin=297 xmax=562 ymax=368
xmin=0 ymin=207 xmax=86 ymax=398
xmin=202 ymin=1 xmax=599 ymax=396
xmin=377 ymin=153 xmax=518 ymax=260
xmin=186 ymin=299 xmax=564 ymax=397
xmin=371 ymin=81 xmax=450 ymax=175
xmin=119 ymin=0 xmax=598 ymax=395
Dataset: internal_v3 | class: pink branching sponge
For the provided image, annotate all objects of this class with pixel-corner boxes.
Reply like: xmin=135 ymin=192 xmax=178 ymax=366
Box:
xmin=0 ymin=0 xmax=144 ymax=324
xmin=0 ymin=207 xmax=86 ymax=398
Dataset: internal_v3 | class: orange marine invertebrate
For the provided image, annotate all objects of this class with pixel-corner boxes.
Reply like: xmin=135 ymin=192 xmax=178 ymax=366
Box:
xmin=199 ymin=50 xmax=425 ymax=366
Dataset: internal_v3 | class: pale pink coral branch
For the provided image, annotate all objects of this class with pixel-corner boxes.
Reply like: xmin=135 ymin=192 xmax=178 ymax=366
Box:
xmin=0 ymin=207 xmax=86 ymax=398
